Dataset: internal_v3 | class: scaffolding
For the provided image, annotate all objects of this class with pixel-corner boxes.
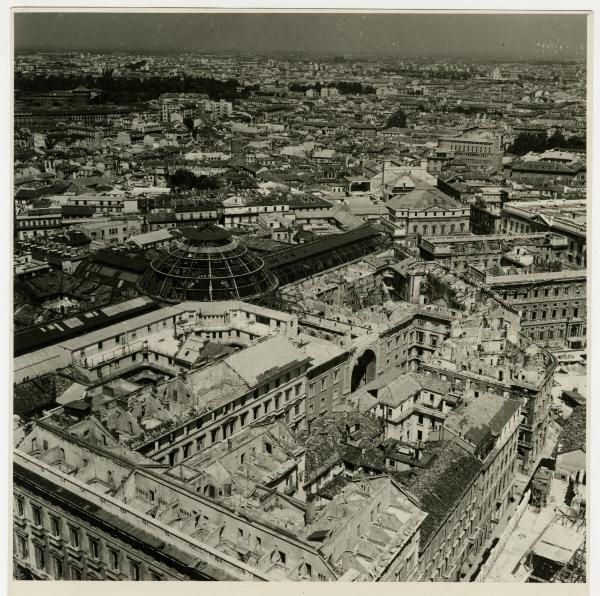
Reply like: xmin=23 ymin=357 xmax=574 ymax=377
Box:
xmin=551 ymin=540 xmax=586 ymax=583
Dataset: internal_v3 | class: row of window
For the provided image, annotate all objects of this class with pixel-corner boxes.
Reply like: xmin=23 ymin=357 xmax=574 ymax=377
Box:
xmin=504 ymin=285 xmax=583 ymax=300
xmin=14 ymin=496 xmax=160 ymax=580
xmin=412 ymin=222 xmax=467 ymax=235
xmin=448 ymin=143 xmax=493 ymax=153
xmin=17 ymin=218 xmax=61 ymax=228
xmin=308 ymin=368 xmax=341 ymax=396
xmin=165 ymin=394 xmax=304 ymax=464
xmin=524 ymin=325 xmax=585 ymax=342
xmin=522 ymin=307 xmax=580 ymax=321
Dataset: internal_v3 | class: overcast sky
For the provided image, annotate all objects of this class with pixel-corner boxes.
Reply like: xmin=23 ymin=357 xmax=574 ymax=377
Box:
xmin=14 ymin=12 xmax=587 ymax=60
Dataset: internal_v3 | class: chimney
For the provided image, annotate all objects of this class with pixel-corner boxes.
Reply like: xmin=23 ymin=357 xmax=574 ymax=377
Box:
xmin=305 ymin=493 xmax=317 ymax=526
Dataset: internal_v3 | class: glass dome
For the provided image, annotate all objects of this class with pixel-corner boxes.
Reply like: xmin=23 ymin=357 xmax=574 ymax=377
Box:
xmin=138 ymin=224 xmax=278 ymax=303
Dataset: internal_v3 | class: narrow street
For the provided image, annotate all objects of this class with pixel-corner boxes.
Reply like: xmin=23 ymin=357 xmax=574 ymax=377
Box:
xmin=485 ymin=505 xmax=558 ymax=581
xmin=484 ymin=419 xmax=567 ymax=582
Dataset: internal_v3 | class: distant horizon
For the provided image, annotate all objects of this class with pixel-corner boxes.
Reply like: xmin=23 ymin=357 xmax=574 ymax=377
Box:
xmin=13 ymin=49 xmax=587 ymax=64
xmin=14 ymin=12 xmax=587 ymax=61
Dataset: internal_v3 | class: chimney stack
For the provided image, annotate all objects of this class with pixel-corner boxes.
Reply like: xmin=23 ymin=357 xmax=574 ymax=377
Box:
xmin=304 ymin=493 xmax=317 ymax=526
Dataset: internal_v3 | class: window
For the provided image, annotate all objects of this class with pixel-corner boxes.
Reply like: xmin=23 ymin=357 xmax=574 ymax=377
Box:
xmin=129 ymin=560 xmax=141 ymax=581
xmin=34 ymin=545 xmax=45 ymax=570
xmin=70 ymin=566 xmax=82 ymax=580
xmin=89 ymin=536 xmax=100 ymax=559
xmin=108 ymin=549 xmax=119 ymax=571
xmin=15 ymin=496 xmax=24 ymax=517
xmin=50 ymin=515 xmax=60 ymax=537
xmin=52 ymin=555 xmax=63 ymax=579
xmin=321 ymin=378 xmax=326 ymax=390
xmin=309 ymin=383 xmax=315 ymax=397
xmin=32 ymin=505 xmax=42 ymax=527
xmin=69 ymin=526 xmax=80 ymax=548
xmin=16 ymin=534 xmax=28 ymax=559
xmin=273 ymin=550 xmax=287 ymax=565
xmin=264 ymin=442 xmax=272 ymax=455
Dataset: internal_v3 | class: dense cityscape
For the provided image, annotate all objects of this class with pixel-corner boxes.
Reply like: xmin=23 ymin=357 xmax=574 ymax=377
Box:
xmin=12 ymin=13 xmax=587 ymax=585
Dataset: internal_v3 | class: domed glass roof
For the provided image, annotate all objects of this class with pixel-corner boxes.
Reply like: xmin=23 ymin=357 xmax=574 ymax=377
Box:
xmin=139 ymin=224 xmax=278 ymax=303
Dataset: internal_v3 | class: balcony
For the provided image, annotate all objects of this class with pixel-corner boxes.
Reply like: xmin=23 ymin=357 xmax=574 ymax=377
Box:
xmin=86 ymin=557 xmax=106 ymax=575
xmin=30 ymin=524 xmax=46 ymax=539
xmin=47 ymin=534 xmax=65 ymax=550
xmin=468 ymin=527 xmax=481 ymax=542
xmin=65 ymin=543 xmax=84 ymax=559
xmin=13 ymin=556 xmax=51 ymax=580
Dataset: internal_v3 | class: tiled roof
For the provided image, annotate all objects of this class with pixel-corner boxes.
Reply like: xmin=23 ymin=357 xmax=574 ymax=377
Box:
xmin=557 ymin=405 xmax=586 ymax=455
xmin=444 ymin=394 xmax=520 ymax=450
xmin=375 ymin=372 xmax=451 ymax=409
xmin=386 ymin=184 xmax=463 ymax=212
xmin=392 ymin=441 xmax=483 ymax=550
xmin=224 ymin=335 xmax=310 ymax=387
xmin=299 ymin=411 xmax=384 ymax=481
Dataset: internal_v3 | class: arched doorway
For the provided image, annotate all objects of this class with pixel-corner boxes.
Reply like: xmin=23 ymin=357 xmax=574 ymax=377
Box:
xmin=351 ymin=349 xmax=377 ymax=392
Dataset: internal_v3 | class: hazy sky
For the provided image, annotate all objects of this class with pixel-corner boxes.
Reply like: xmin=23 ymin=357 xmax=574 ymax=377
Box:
xmin=14 ymin=12 xmax=587 ymax=60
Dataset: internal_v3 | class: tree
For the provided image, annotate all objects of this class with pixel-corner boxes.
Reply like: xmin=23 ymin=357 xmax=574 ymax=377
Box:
xmin=183 ymin=116 xmax=195 ymax=131
xmin=537 ymin=260 xmax=562 ymax=272
xmin=509 ymin=132 xmax=547 ymax=156
xmin=386 ymin=108 xmax=407 ymax=129
xmin=169 ymin=169 xmax=198 ymax=191
xmin=547 ymin=131 xmax=567 ymax=149
xmin=564 ymin=135 xmax=586 ymax=150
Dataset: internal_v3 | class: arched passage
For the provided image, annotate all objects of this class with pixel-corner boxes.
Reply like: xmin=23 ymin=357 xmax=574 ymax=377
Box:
xmin=351 ymin=349 xmax=377 ymax=392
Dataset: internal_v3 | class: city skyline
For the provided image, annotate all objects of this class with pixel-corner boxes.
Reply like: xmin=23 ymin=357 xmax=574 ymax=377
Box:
xmin=14 ymin=12 xmax=587 ymax=60
xmin=11 ymin=10 xmax=588 ymax=587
